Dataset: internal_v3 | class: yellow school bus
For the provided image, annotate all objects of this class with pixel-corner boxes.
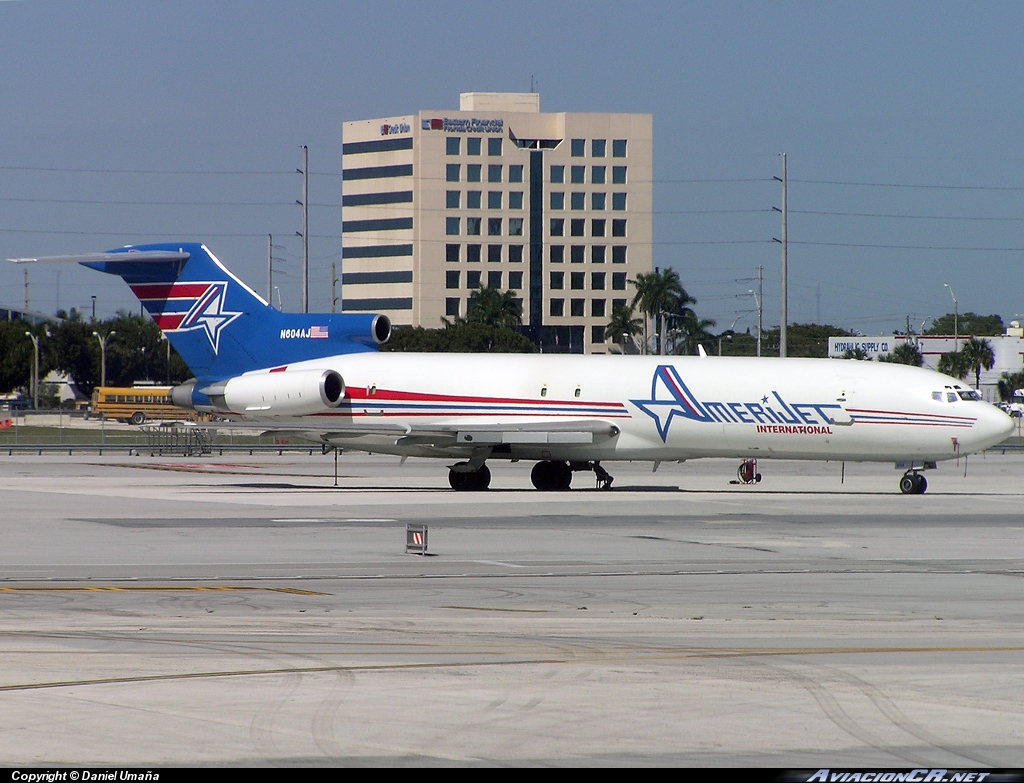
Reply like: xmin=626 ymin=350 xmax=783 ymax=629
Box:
xmin=89 ymin=385 xmax=193 ymax=425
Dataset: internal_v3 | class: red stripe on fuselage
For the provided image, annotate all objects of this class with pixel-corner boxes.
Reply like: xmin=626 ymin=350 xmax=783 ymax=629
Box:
xmin=345 ymin=387 xmax=626 ymax=408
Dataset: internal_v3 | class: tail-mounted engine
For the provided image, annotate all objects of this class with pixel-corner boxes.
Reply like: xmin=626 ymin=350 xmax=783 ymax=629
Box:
xmin=173 ymin=369 xmax=345 ymax=417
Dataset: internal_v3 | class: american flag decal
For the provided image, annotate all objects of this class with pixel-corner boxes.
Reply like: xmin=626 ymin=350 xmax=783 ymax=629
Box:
xmin=310 ymin=325 xmax=329 ymax=339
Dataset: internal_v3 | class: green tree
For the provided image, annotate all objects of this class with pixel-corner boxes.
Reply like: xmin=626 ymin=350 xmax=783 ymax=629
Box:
xmin=878 ymin=342 xmax=924 ymax=367
xmin=960 ymin=337 xmax=996 ymax=390
xmin=761 ymin=323 xmax=853 ymax=358
xmin=673 ymin=311 xmax=717 ymax=356
xmin=925 ymin=312 xmax=1004 ymax=337
xmin=604 ymin=304 xmax=643 ymax=352
xmin=630 ymin=268 xmax=691 ymax=354
xmin=0 ymin=321 xmax=49 ymax=395
xmin=997 ymin=371 xmax=1024 ymax=402
xmin=841 ymin=347 xmax=871 ymax=360
xmin=938 ymin=350 xmax=972 ymax=381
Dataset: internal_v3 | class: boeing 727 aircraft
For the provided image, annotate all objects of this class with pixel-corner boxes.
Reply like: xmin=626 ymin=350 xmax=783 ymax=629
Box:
xmin=12 ymin=243 xmax=1013 ymax=493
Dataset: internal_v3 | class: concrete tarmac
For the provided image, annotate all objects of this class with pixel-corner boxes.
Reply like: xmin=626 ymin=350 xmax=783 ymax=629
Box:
xmin=0 ymin=450 xmax=1022 ymax=766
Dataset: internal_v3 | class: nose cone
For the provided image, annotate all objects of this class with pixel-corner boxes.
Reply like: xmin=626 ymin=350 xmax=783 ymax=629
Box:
xmin=973 ymin=404 xmax=1015 ymax=450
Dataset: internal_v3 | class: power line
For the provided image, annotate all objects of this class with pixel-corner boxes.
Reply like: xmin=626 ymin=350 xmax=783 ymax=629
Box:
xmin=792 ymin=178 xmax=1024 ymax=192
xmin=791 ymin=209 xmax=1024 ymax=222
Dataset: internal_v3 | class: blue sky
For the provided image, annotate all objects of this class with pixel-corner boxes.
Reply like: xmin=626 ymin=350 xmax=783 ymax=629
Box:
xmin=2 ymin=1 xmax=1023 ymax=334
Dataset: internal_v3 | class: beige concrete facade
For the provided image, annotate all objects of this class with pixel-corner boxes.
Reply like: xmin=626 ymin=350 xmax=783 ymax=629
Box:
xmin=341 ymin=93 xmax=652 ymax=353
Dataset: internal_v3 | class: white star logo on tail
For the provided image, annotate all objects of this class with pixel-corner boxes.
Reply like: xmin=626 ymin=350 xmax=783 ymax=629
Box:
xmin=177 ymin=283 xmax=242 ymax=353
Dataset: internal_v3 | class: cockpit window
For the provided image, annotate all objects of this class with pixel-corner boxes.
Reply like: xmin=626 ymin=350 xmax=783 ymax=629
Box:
xmin=932 ymin=391 xmax=943 ymax=401
xmin=957 ymin=389 xmax=981 ymax=401
xmin=947 ymin=392 xmax=958 ymax=403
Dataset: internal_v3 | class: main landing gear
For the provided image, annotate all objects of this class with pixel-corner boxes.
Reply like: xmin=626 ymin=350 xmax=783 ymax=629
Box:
xmin=530 ymin=460 xmax=614 ymax=491
xmin=899 ymin=471 xmax=928 ymax=495
xmin=448 ymin=462 xmax=491 ymax=491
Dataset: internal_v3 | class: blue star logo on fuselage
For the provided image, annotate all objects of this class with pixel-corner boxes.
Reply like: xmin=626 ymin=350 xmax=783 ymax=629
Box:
xmin=631 ymin=365 xmax=713 ymax=442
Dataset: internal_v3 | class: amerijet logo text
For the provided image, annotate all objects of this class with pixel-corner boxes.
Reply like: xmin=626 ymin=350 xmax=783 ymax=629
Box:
xmin=632 ymin=365 xmax=843 ymax=442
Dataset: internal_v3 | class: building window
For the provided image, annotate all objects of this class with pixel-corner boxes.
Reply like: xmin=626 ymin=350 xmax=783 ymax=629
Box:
xmin=509 ymin=271 xmax=523 ymax=289
xmin=488 ymin=137 xmax=502 ymax=156
xmin=592 ymin=166 xmax=606 ymax=184
xmin=571 ymin=271 xmax=585 ymax=289
xmin=488 ymin=244 xmax=502 ymax=263
xmin=446 ymin=244 xmax=460 ymax=262
xmin=488 ymin=217 xmax=502 ymax=236
xmin=549 ymin=245 xmax=564 ymax=263
xmin=591 ymin=272 xmax=606 ymax=290
xmin=612 ymin=219 xmax=626 ymax=237
xmin=550 ymin=192 xmax=564 ymax=210
xmin=570 ymin=219 xmax=585 ymax=236
xmin=550 ymin=218 xmax=564 ymax=236
xmin=446 ymin=271 xmax=460 ymax=289
xmin=592 ymin=245 xmax=606 ymax=263
xmin=570 ymin=165 xmax=585 ymax=184
xmin=508 ymin=218 xmax=524 ymax=236
xmin=446 ymin=164 xmax=460 ymax=182
xmin=467 ymin=164 xmax=481 ymax=182
xmin=467 ymin=270 xmax=481 ymax=289
xmin=571 ymin=245 xmax=585 ymax=264
xmin=571 ymin=298 xmax=585 ymax=317
xmin=467 ymin=137 xmax=481 ymax=156
xmin=612 ymin=166 xmax=627 ymax=184
xmin=488 ymin=164 xmax=502 ymax=183
xmin=509 ymin=191 xmax=524 ymax=209
xmin=509 ymin=245 xmax=524 ymax=263
xmin=488 ymin=191 xmax=502 ymax=209
xmin=550 ymin=271 xmax=564 ymax=290
xmin=571 ymin=138 xmax=585 ymax=157
xmin=446 ymin=217 xmax=460 ymax=235
xmin=591 ymin=325 xmax=606 ymax=344
xmin=550 ymin=165 xmax=565 ymax=183
xmin=446 ymin=190 xmax=460 ymax=208
xmin=467 ymin=190 xmax=481 ymax=209
xmin=446 ymin=297 xmax=460 ymax=316
xmin=612 ymin=139 xmax=627 ymax=157
xmin=467 ymin=217 xmax=481 ymax=235
xmin=592 ymin=219 xmax=606 ymax=237
xmin=571 ymin=192 xmax=585 ymax=210
xmin=550 ymin=298 xmax=564 ymax=317
xmin=592 ymin=192 xmax=606 ymax=210
xmin=467 ymin=244 xmax=481 ymax=262
xmin=446 ymin=137 xmax=461 ymax=156
xmin=509 ymin=165 xmax=524 ymax=183
xmin=612 ymin=245 xmax=627 ymax=263
xmin=612 ymin=192 xmax=626 ymax=211
xmin=613 ymin=298 xmax=627 ymax=310
xmin=592 ymin=139 xmax=606 ymax=158
xmin=612 ymin=272 xmax=627 ymax=290
xmin=488 ymin=271 xmax=502 ymax=288
xmin=591 ymin=298 xmax=606 ymax=317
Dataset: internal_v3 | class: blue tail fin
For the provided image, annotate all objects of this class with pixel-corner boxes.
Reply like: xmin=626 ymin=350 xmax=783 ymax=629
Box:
xmin=83 ymin=243 xmax=389 ymax=380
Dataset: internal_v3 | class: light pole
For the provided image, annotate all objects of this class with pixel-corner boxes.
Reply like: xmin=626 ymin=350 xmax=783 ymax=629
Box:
xmin=159 ymin=333 xmax=170 ymax=385
xmin=93 ymin=330 xmax=116 ymax=387
xmin=24 ymin=332 xmax=40 ymax=410
xmin=91 ymin=295 xmax=96 ymax=321
xmin=944 ymin=283 xmax=958 ymax=350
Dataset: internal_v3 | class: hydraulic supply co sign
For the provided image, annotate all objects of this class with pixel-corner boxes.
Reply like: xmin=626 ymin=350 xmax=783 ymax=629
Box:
xmin=422 ymin=117 xmax=504 ymax=133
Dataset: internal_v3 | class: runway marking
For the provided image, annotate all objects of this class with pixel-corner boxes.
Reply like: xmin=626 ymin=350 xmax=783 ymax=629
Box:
xmin=439 ymin=605 xmax=550 ymax=613
xmin=466 ymin=560 xmax=526 ymax=568
xmin=1 ymin=645 xmax=1022 ymax=694
xmin=0 ymin=586 xmax=328 ymax=595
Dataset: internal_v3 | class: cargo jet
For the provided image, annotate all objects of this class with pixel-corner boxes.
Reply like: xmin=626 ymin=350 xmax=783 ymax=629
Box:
xmin=12 ymin=243 xmax=1013 ymax=493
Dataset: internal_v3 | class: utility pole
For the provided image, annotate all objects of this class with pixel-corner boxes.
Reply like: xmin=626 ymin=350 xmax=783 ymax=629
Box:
xmin=756 ymin=264 xmax=763 ymax=357
xmin=773 ymin=153 xmax=788 ymax=357
xmin=25 ymin=332 xmax=39 ymax=409
xmin=298 ymin=146 xmax=309 ymax=313
xmin=331 ymin=262 xmax=337 ymax=314
xmin=23 ymin=268 xmax=29 ymax=311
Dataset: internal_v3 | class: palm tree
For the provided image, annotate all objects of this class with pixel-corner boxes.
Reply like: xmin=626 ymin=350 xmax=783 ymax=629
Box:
xmin=938 ymin=350 xmax=972 ymax=381
xmin=673 ymin=311 xmax=717 ymax=355
xmin=605 ymin=304 xmax=644 ymax=354
xmin=447 ymin=285 xmax=523 ymax=331
xmin=630 ymin=268 xmax=693 ymax=355
xmin=878 ymin=342 xmax=924 ymax=367
xmin=961 ymin=337 xmax=995 ymax=390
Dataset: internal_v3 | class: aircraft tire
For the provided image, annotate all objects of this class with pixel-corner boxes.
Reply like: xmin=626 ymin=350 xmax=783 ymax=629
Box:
xmin=476 ymin=464 xmax=491 ymax=490
xmin=899 ymin=473 xmax=917 ymax=494
xmin=531 ymin=460 xmax=571 ymax=491
xmin=449 ymin=463 xmax=490 ymax=491
xmin=916 ymin=474 xmax=927 ymax=494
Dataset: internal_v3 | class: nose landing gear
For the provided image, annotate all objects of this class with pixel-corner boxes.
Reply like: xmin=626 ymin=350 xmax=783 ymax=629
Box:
xmin=899 ymin=471 xmax=928 ymax=494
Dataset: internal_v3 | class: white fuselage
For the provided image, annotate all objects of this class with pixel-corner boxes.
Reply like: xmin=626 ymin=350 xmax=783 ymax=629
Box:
xmin=219 ymin=353 xmax=1014 ymax=464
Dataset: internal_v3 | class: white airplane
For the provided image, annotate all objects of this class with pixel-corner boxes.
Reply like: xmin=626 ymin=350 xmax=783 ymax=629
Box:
xmin=12 ymin=243 xmax=1013 ymax=493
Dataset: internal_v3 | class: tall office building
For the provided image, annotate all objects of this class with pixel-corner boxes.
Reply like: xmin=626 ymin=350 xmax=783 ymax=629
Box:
xmin=341 ymin=93 xmax=652 ymax=353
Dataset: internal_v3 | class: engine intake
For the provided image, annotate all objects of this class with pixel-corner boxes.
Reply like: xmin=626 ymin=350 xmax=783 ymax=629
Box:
xmin=197 ymin=369 xmax=346 ymax=416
